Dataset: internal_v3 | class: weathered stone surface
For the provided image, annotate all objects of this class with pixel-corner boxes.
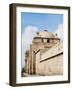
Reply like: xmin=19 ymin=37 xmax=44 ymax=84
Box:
xmin=24 ymin=30 xmax=63 ymax=76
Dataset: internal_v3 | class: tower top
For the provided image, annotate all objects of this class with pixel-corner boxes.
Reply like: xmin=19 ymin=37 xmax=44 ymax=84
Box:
xmin=34 ymin=30 xmax=60 ymax=40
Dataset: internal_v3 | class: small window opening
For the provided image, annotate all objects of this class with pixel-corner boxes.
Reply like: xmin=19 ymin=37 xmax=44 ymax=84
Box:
xmin=47 ymin=39 xmax=50 ymax=43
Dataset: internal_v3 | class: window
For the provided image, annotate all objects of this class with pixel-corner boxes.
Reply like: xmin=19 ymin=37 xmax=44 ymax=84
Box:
xmin=41 ymin=39 xmax=43 ymax=42
xmin=47 ymin=39 xmax=50 ymax=43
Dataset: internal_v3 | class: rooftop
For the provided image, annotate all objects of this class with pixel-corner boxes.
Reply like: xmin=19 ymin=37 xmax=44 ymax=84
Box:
xmin=35 ymin=30 xmax=59 ymax=39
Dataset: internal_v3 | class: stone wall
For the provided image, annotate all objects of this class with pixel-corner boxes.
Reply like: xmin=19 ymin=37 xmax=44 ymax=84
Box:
xmin=36 ymin=52 xmax=63 ymax=75
xmin=35 ymin=42 xmax=63 ymax=76
xmin=25 ymin=31 xmax=62 ymax=75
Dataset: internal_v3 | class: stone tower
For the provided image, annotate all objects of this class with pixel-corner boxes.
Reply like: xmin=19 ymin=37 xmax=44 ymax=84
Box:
xmin=25 ymin=30 xmax=60 ymax=75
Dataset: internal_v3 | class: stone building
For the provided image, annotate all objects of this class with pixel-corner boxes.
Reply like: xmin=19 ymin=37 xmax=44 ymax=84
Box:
xmin=24 ymin=30 xmax=63 ymax=76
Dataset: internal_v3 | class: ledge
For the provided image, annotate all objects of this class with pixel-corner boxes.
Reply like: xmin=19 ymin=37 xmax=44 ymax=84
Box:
xmin=40 ymin=52 xmax=63 ymax=63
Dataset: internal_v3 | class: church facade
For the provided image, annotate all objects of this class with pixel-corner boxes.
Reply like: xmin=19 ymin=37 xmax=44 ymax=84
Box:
xmin=24 ymin=30 xmax=63 ymax=76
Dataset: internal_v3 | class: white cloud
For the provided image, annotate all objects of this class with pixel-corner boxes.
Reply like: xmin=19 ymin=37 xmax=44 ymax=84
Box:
xmin=21 ymin=26 xmax=38 ymax=68
xmin=55 ymin=24 xmax=63 ymax=41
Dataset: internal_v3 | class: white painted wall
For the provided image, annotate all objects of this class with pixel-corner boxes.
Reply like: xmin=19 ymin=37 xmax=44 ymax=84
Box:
xmin=0 ymin=0 xmax=72 ymax=90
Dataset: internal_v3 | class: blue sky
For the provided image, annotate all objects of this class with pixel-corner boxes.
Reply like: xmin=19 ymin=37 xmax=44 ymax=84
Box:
xmin=21 ymin=12 xmax=63 ymax=33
